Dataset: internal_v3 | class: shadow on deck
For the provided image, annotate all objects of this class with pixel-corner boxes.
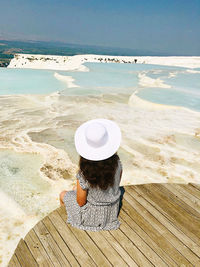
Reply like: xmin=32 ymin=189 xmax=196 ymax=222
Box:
xmin=8 ymin=183 xmax=200 ymax=266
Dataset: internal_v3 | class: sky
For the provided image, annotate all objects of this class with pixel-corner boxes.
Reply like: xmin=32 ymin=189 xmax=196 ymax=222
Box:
xmin=0 ymin=0 xmax=200 ymax=55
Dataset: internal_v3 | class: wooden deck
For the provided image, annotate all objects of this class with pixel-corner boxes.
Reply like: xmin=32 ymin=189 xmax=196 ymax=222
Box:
xmin=8 ymin=183 xmax=200 ymax=266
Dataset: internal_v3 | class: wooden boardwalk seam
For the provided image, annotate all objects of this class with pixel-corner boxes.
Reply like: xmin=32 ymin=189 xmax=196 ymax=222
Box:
xmin=8 ymin=183 xmax=200 ymax=266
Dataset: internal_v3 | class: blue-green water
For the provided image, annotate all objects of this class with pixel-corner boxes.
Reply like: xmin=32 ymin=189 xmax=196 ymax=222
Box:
xmin=0 ymin=63 xmax=200 ymax=111
xmin=135 ymin=65 xmax=200 ymax=111
xmin=0 ymin=68 xmax=66 ymax=94
xmin=59 ymin=63 xmax=185 ymax=96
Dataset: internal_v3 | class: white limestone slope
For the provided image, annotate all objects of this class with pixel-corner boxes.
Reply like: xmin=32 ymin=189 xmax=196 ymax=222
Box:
xmin=8 ymin=53 xmax=200 ymax=70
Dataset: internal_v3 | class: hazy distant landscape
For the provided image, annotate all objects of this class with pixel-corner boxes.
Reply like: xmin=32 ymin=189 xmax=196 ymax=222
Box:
xmin=0 ymin=39 xmax=177 ymax=67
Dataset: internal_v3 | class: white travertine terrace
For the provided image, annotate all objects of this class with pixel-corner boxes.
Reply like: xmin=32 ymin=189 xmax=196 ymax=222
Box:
xmin=8 ymin=53 xmax=200 ymax=70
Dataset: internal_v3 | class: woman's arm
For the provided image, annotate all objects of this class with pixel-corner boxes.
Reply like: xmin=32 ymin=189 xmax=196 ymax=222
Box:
xmin=76 ymin=179 xmax=87 ymax=206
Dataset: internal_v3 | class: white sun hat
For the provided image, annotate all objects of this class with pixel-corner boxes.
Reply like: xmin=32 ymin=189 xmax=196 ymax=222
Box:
xmin=74 ymin=118 xmax=121 ymax=161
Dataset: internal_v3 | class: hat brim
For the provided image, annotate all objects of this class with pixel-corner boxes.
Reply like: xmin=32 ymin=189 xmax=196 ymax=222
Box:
xmin=74 ymin=118 xmax=121 ymax=161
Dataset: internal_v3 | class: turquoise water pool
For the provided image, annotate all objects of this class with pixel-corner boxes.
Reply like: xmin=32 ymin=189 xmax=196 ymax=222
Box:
xmin=0 ymin=62 xmax=200 ymax=111
xmin=0 ymin=68 xmax=66 ymax=94
xmin=59 ymin=63 xmax=185 ymax=96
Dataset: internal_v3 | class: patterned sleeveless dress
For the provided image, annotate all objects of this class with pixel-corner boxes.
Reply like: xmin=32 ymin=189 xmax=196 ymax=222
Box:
xmin=63 ymin=159 xmax=122 ymax=231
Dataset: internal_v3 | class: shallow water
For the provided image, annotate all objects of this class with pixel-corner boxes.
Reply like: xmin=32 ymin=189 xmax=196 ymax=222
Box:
xmin=137 ymin=67 xmax=200 ymax=111
xmin=60 ymin=63 xmax=200 ymax=111
xmin=0 ymin=62 xmax=200 ymax=266
xmin=0 ymin=68 xmax=66 ymax=94
xmin=1 ymin=63 xmax=200 ymax=111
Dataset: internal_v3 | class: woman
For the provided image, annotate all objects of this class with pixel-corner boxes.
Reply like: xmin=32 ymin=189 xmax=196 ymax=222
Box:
xmin=59 ymin=118 xmax=122 ymax=231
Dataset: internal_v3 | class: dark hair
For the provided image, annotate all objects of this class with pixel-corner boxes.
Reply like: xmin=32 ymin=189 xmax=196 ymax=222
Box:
xmin=79 ymin=153 xmax=119 ymax=190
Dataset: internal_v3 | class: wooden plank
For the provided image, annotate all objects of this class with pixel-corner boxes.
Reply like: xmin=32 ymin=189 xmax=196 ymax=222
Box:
xmin=8 ymin=254 xmax=21 ymax=267
xmin=135 ymin=183 xmax=200 ymax=246
xmin=132 ymin=184 xmax=200 ymax=258
xmin=86 ymin=229 xmax=129 ymax=267
xmin=190 ymin=183 xmax=200 ymax=191
xmin=48 ymin=209 xmax=96 ymax=266
xmin=15 ymin=239 xmax=38 ymax=267
xmin=119 ymin=210 xmax=176 ymax=266
xmin=34 ymin=221 xmax=70 ymax=266
xmin=42 ymin=215 xmax=80 ymax=267
xmin=9 ymin=184 xmax=200 ymax=267
xmin=57 ymin=206 xmax=112 ymax=267
xmin=122 ymin=190 xmax=193 ymax=266
xmin=179 ymin=183 xmax=200 ymax=200
xmin=170 ymin=183 xmax=200 ymax=206
xmin=24 ymin=229 xmax=53 ymax=267
xmin=161 ymin=183 xmax=200 ymax=215
xmin=134 ymin=182 xmax=200 ymax=219
xmin=58 ymin=203 xmax=148 ymax=266
xmin=112 ymin=222 xmax=165 ymax=267
xmin=127 ymin=186 xmax=200 ymax=265
xmin=108 ymin=226 xmax=154 ymax=267
xmin=153 ymin=183 xmax=200 ymax=236
xmin=59 ymin=198 xmax=152 ymax=266
xmin=101 ymin=230 xmax=138 ymax=267
xmin=119 ymin=214 xmax=167 ymax=266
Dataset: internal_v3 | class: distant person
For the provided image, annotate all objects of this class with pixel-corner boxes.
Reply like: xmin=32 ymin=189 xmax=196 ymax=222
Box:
xmin=59 ymin=118 xmax=123 ymax=231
